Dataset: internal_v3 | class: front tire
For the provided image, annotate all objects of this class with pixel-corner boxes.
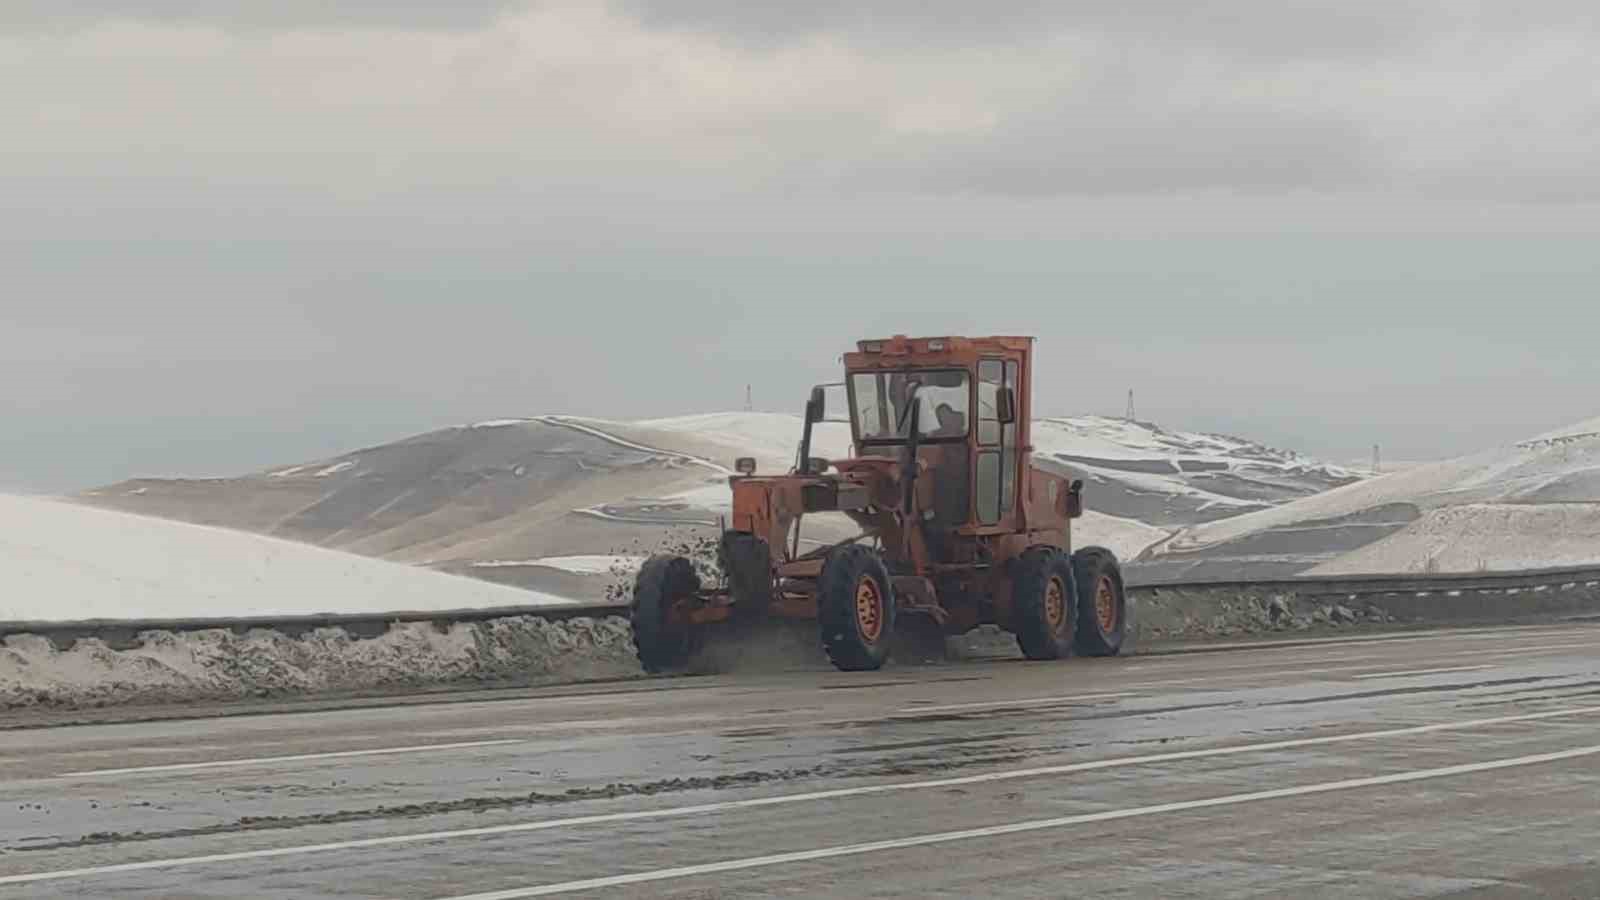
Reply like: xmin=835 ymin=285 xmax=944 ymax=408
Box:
xmin=818 ymin=545 xmax=895 ymax=671
xmin=631 ymin=555 xmax=700 ymax=674
xmin=1073 ymin=547 xmax=1126 ymax=657
xmin=1013 ymin=547 xmax=1077 ymax=660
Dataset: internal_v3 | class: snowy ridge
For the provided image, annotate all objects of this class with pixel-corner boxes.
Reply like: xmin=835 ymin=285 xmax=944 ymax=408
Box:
xmin=554 ymin=413 xmax=1342 ymax=561
xmin=71 ymin=410 xmax=1360 ymax=605
xmin=1145 ymin=413 xmax=1600 ymax=578
xmin=1030 ymin=416 xmax=1361 ymax=529
xmin=569 ymin=412 xmax=853 ymax=473
xmin=1037 ymin=416 xmax=1338 ymax=468
xmin=1034 ymin=416 xmax=1356 ymax=479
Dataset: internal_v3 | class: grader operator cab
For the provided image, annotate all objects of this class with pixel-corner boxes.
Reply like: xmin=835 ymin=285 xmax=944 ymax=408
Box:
xmin=631 ymin=335 xmax=1127 ymax=672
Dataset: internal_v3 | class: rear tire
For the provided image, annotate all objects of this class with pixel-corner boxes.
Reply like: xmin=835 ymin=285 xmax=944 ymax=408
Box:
xmin=1012 ymin=547 xmax=1077 ymax=660
xmin=1073 ymin=546 xmax=1126 ymax=657
xmin=818 ymin=545 xmax=895 ymax=671
xmin=631 ymin=555 xmax=700 ymax=674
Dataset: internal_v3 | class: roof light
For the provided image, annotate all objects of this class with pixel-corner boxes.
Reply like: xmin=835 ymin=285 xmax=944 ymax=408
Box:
xmin=735 ymin=457 xmax=757 ymax=475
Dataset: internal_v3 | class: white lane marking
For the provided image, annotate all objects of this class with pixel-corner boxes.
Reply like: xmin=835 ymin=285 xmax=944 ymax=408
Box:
xmin=1160 ymin=626 xmax=1591 ymax=655
xmin=6 ymin=704 xmax=1597 ymax=888
xmin=1175 ymin=659 xmax=1503 ymax=684
xmin=1114 ymin=646 xmax=1573 ymax=686
xmin=1352 ymin=665 xmax=1497 ymax=681
xmin=1125 ymin=662 xmax=1407 ymax=683
xmin=1508 ymin=640 xmax=1600 ymax=652
xmin=896 ymin=692 xmax=1136 ymax=715
xmin=1153 ymin=641 xmax=1600 ymax=684
xmin=440 ymin=741 xmax=1600 ymax=899
xmin=1126 ymin=651 xmax=1386 ymax=668
xmin=56 ymin=739 xmax=526 ymax=778
xmin=1447 ymin=626 xmax=1581 ymax=639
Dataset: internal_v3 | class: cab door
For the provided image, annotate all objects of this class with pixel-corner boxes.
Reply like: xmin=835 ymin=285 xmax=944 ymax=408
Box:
xmin=976 ymin=357 xmax=1020 ymax=530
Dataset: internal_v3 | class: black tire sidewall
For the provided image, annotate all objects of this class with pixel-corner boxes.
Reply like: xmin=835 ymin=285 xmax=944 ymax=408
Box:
xmin=1012 ymin=547 xmax=1077 ymax=660
xmin=632 ymin=555 xmax=700 ymax=673
xmin=1072 ymin=546 xmax=1126 ymax=657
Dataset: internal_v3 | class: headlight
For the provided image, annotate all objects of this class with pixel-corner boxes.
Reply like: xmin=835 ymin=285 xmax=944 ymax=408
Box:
xmin=735 ymin=457 xmax=757 ymax=475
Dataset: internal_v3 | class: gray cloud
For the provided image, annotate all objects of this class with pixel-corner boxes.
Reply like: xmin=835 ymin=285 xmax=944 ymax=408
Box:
xmin=0 ymin=1 xmax=523 ymax=30
xmin=4 ymin=1 xmax=1597 ymax=201
xmin=625 ymin=0 xmax=1448 ymax=58
xmin=3 ymin=1 xmax=1600 ymax=492
xmin=865 ymin=101 xmax=1379 ymax=196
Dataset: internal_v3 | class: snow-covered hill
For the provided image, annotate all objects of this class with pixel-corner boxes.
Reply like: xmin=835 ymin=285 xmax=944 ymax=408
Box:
xmin=1142 ymin=414 xmax=1600 ymax=579
xmin=76 ymin=412 xmax=1357 ymax=597
xmin=1032 ymin=416 xmax=1360 ymax=527
xmin=0 ymin=493 xmax=575 ymax=623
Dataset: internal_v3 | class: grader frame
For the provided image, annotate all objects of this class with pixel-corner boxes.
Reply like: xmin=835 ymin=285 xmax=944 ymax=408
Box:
xmin=631 ymin=335 xmax=1126 ymax=672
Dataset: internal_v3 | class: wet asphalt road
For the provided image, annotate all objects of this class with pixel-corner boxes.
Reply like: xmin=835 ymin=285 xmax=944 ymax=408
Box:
xmin=4 ymin=623 xmax=1600 ymax=898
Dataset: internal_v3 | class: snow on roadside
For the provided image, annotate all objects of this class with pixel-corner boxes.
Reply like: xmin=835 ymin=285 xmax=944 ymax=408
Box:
xmin=1 ymin=615 xmax=639 ymax=710
xmin=0 ymin=494 xmax=578 ymax=624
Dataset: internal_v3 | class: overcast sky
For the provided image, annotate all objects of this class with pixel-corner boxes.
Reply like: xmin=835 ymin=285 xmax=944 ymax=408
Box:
xmin=4 ymin=1 xmax=1599 ymax=492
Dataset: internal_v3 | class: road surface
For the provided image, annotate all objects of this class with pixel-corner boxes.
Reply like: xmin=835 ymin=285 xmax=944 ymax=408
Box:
xmin=3 ymin=623 xmax=1599 ymax=897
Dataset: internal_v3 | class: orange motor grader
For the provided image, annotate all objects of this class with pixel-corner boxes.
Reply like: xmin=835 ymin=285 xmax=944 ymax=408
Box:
xmin=631 ymin=335 xmax=1127 ymax=673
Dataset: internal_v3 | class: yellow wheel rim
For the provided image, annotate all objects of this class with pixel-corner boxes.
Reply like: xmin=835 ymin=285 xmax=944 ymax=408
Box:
xmin=1095 ymin=575 xmax=1118 ymax=632
xmin=1045 ymin=576 xmax=1067 ymax=633
xmin=855 ymin=576 xmax=885 ymax=643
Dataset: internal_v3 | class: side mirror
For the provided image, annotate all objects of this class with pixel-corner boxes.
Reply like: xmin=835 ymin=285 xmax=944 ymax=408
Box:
xmin=806 ymin=386 xmax=826 ymax=423
xmin=995 ymin=386 xmax=1017 ymax=425
xmin=1066 ymin=479 xmax=1084 ymax=519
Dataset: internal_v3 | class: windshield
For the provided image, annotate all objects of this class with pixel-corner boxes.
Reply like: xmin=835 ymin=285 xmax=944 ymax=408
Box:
xmin=850 ymin=369 xmax=971 ymax=442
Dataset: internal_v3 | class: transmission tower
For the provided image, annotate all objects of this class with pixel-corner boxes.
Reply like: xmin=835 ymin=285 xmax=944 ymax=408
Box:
xmin=745 ymin=384 xmax=753 ymax=412
xmin=1372 ymin=444 xmax=1381 ymax=476
xmin=1125 ymin=389 xmax=1136 ymax=422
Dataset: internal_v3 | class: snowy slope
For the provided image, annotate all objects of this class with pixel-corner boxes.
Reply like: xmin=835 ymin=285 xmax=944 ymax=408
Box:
xmin=0 ymin=494 xmax=577 ymax=623
xmin=519 ymin=413 xmax=1356 ymax=562
xmin=75 ymin=411 xmax=1354 ymax=598
xmin=570 ymin=412 xmax=855 ymax=473
xmin=1308 ymin=504 xmax=1600 ymax=575
xmin=1031 ymin=416 xmax=1360 ymax=527
xmin=569 ymin=412 xmax=1352 ymax=523
xmin=1073 ymin=510 xmax=1172 ymax=563
xmin=1144 ymin=414 xmax=1600 ymax=578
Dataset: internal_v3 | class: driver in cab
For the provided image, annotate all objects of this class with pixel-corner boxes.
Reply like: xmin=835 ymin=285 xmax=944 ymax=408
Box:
xmin=931 ymin=403 xmax=966 ymax=438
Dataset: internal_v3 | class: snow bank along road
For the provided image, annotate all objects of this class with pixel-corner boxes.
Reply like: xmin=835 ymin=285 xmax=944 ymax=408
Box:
xmin=4 ymin=622 xmax=1600 ymax=897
